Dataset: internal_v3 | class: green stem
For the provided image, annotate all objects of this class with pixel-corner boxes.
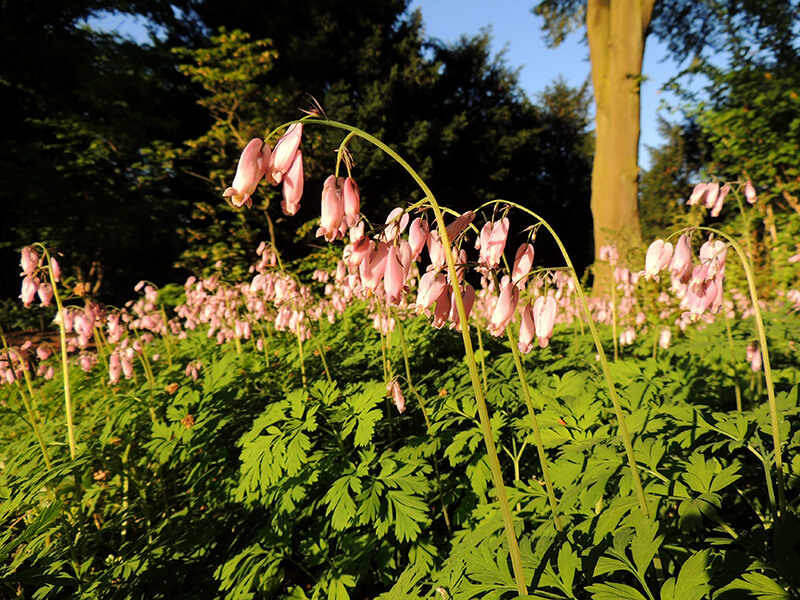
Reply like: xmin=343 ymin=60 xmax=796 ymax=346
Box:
xmin=296 ymin=331 xmax=308 ymax=390
xmin=304 ymin=119 xmax=528 ymax=595
xmin=159 ymin=305 xmax=174 ymax=368
xmin=610 ymin=268 xmax=619 ymax=360
xmin=689 ymin=226 xmax=786 ymax=518
xmin=39 ymin=247 xmax=77 ymax=461
xmin=506 ymin=326 xmax=564 ymax=533
xmin=394 ymin=311 xmax=452 ymax=534
xmin=479 ymin=201 xmax=650 ymax=518
xmin=721 ymin=307 xmax=743 ymax=412
xmin=0 ymin=326 xmax=52 ymax=470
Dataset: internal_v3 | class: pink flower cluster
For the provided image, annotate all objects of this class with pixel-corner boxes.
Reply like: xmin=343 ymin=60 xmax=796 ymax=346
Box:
xmin=222 ymin=124 xmax=304 ymax=214
xmin=19 ymin=246 xmax=60 ymax=307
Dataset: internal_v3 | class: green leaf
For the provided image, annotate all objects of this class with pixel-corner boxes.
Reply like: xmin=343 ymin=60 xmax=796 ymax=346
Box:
xmin=629 ymin=516 xmax=663 ymax=578
xmin=719 ymin=572 xmax=790 ymax=599
xmin=557 ymin=542 xmax=579 ymax=595
xmin=323 ymin=475 xmax=362 ymax=531
xmin=586 ymin=582 xmax=649 ymax=600
xmin=659 ymin=550 xmax=711 ymax=600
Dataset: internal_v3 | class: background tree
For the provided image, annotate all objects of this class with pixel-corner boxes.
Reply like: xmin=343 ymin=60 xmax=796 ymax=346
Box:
xmin=532 ymin=0 xmax=800 ymax=262
xmin=164 ymin=1 xmax=595 ymax=274
xmin=0 ymin=0 xmax=203 ymax=302
xmin=1 ymin=0 xmax=595 ymax=310
xmin=639 ymin=118 xmax=708 ymax=240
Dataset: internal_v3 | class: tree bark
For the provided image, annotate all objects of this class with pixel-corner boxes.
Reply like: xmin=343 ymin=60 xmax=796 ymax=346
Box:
xmin=586 ymin=0 xmax=654 ymax=260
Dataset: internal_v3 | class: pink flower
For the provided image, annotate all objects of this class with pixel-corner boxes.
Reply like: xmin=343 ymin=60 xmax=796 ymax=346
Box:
xmin=109 ymin=352 xmax=122 ymax=384
xmin=687 ymin=183 xmax=708 ymax=206
xmin=699 ymin=238 xmax=727 ymax=279
xmin=670 ymin=234 xmax=693 ymax=283
xmin=744 ymin=180 xmax=757 ymax=205
xmin=37 ymin=282 xmax=53 ymax=306
xmin=444 ymin=211 xmax=475 ymax=241
xmin=533 ymin=296 xmax=556 ymax=348
xmin=383 ymin=245 xmax=406 ymax=305
xmin=710 ymin=183 xmax=730 ymax=218
xmin=348 ymin=236 xmax=373 ymax=270
xmin=223 ymin=138 xmax=269 ymax=208
xmin=746 ymin=342 xmax=762 ymax=372
xmin=50 ymin=257 xmax=61 ymax=282
xmin=121 ymin=349 xmax=134 ymax=380
xmin=477 ymin=217 xmax=510 ymax=269
xmin=343 ymin=177 xmax=361 ymax=228
xmin=415 ymin=271 xmax=447 ymax=314
xmin=383 ymin=208 xmax=409 ymax=242
xmin=658 ymin=328 xmax=671 ymax=349
xmin=517 ymin=302 xmax=535 ymax=354
xmin=598 ymin=244 xmax=618 ymax=264
xmin=512 ymin=243 xmax=535 ymax=287
xmin=21 ymin=276 xmax=39 ymax=307
xmin=360 ymin=241 xmax=390 ymax=292
xmin=488 ymin=282 xmax=519 ymax=336
xmin=20 ymin=246 xmax=39 ymax=276
xmin=427 ymin=231 xmax=446 ymax=272
xmin=269 ymin=123 xmax=303 ymax=184
xmin=431 ymin=285 xmax=452 ymax=329
xmin=281 ymin=149 xmax=304 ymax=216
xmin=408 ymin=217 xmax=429 ymax=261
xmin=448 ymin=283 xmax=475 ymax=331
xmin=387 ymin=380 xmax=406 ymax=414
xmin=316 ymin=175 xmax=345 ymax=242
xmin=644 ymin=239 xmax=673 ymax=281
xmin=36 ymin=344 xmax=51 ymax=361
xmin=703 ymin=182 xmax=720 ymax=210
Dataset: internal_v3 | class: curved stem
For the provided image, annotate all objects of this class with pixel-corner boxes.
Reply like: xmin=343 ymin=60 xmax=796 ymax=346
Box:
xmin=480 ymin=200 xmax=651 ymax=518
xmin=686 ymin=226 xmax=785 ymax=518
xmin=303 ymin=119 xmax=528 ymax=595
xmin=38 ymin=246 xmax=77 ymax=461
xmin=505 ymin=326 xmax=564 ymax=533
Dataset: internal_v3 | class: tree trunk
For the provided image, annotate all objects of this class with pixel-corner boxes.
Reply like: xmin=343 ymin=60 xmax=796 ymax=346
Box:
xmin=586 ymin=0 xmax=655 ymax=260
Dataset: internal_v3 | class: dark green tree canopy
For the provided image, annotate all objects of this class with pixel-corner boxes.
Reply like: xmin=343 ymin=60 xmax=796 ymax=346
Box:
xmin=1 ymin=0 xmax=594 ymax=305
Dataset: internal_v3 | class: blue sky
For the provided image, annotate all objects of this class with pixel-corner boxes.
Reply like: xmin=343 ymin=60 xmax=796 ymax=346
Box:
xmin=408 ymin=0 xmax=693 ymax=168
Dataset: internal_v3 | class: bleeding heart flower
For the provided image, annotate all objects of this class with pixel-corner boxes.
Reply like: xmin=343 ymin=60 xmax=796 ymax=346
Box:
xmin=281 ymin=150 xmax=304 ymax=216
xmin=644 ymin=239 xmax=673 ymax=281
xmin=223 ymin=138 xmax=269 ymax=208
xmin=488 ymin=282 xmax=519 ymax=337
xmin=533 ymin=295 xmax=557 ymax=348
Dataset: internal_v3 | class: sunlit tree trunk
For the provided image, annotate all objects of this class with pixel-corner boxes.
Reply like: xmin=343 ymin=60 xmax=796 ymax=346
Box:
xmin=586 ymin=0 xmax=655 ymax=260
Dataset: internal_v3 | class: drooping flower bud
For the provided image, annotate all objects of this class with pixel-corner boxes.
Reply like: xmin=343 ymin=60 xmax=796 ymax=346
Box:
xmin=444 ymin=211 xmax=475 ymax=241
xmin=670 ymin=234 xmax=693 ymax=283
xmin=518 ymin=302 xmax=535 ymax=354
xmin=343 ymin=177 xmax=361 ymax=228
xmin=687 ymin=183 xmax=708 ymax=206
xmin=316 ymin=175 xmax=345 ymax=242
xmin=20 ymin=246 xmax=39 ymax=276
xmin=383 ymin=245 xmax=406 ymax=306
xmin=488 ymin=282 xmax=519 ymax=337
xmin=710 ymin=183 xmax=730 ymax=218
xmin=387 ymin=380 xmax=406 ymax=414
xmin=477 ymin=217 xmax=510 ymax=269
xmin=533 ymin=295 xmax=557 ymax=348
xmin=512 ymin=243 xmax=535 ymax=287
xmin=269 ymin=123 xmax=303 ymax=183
xmin=408 ymin=217 xmax=430 ymax=261
xmin=281 ymin=149 xmax=304 ymax=216
xmin=744 ymin=180 xmax=757 ymax=205
xmin=223 ymin=138 xmax=267 ymax=208
xmin=643 ymin=239 xmax=673 ymax=282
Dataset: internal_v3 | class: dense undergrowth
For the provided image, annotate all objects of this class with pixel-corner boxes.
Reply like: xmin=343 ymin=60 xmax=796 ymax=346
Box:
xmin=3 ymin=117 xmax=800 ymax=599
xmin=2 ymin=296 xmax=799 ymax=599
